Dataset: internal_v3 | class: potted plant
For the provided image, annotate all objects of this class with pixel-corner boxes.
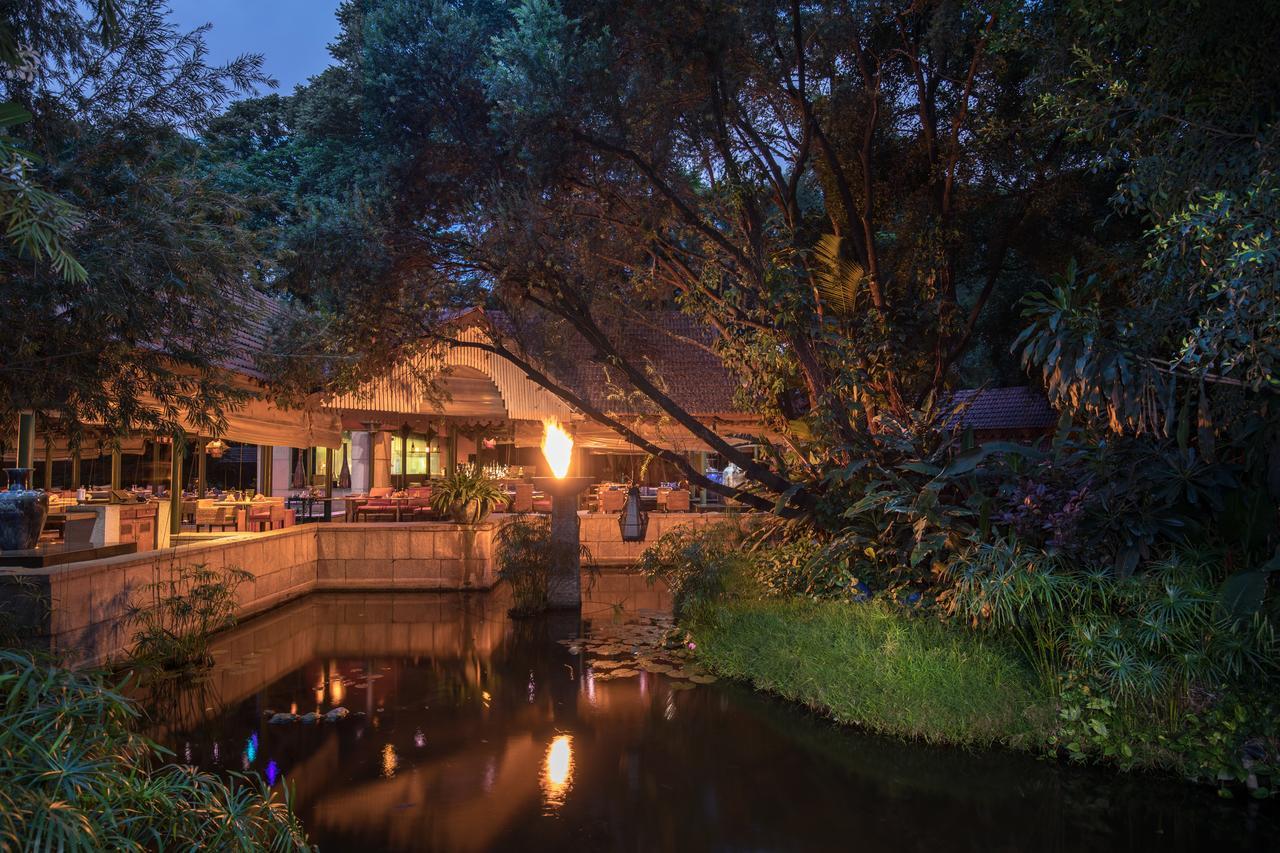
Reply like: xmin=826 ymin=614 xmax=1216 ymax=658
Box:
xmin=429 ymin=466 xmax=505 ymax=523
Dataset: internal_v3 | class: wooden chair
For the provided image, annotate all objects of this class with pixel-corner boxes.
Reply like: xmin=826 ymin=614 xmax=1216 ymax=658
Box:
xmin=665 ymin=489 xmax=691 ymax=512
xmin=356 ymin=499 xmax=397 ymax=521
xmin=369 ymin=486 xmax=394 ymax=499
xmin=511 ymin=482 xmax=534 ymax=513
xmin=180 ymin=500 xmax=198 ymax=524
xmin=247 ymin=504 xmax=274 ymax=532
xmin=601 ymin=488 xmax=626 ymax=513
xmin=406 ymin=487 xmax=434 ymax=520
xmin=195 ymin=506 xmax=235 ymax=532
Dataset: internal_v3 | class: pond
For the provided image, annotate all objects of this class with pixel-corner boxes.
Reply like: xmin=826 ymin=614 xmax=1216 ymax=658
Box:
xmin=144 ymin=582 xmax=1278 ymax=852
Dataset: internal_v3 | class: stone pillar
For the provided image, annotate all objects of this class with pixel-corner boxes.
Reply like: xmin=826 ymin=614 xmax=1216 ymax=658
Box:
xmin=547 ymin=491 xmax=582 ymax=608
xmin=271 ymin=446 xmax=292 ymax=495
xmin=350 ymin=431 xmax=371 ymax=492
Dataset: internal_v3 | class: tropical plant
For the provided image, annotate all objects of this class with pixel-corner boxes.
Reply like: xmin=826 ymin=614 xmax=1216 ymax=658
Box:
xmin=429 ymin=466 xmax=506 ymax=523
xmin=126 ymin=563 xmax=254 ymax=673
xmin=946 ymin=543 xmax=1278 ymax=709
xmin=0 ymin=648 xmax=312 ymax=851
xmin=638 ymin=522 xmax=750 ymax=620
xmin=495 ymin=514 xmax=593 ymax=615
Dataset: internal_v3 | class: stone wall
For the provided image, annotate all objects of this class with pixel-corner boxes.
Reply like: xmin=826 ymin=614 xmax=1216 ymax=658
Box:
xmin=3 ymin=521 xmax=497 ymax=666
xmin=1 ymin=511 xmax=715 ymax=665
xmin=578 ymin=511 xmax=734 ymax=565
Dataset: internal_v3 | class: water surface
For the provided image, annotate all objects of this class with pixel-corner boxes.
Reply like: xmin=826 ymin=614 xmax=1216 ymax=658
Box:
xmin=147 ymin=582 xmax=1277 ymax=852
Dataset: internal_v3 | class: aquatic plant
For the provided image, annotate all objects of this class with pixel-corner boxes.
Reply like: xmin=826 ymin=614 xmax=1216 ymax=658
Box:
xmin=495 ymin=514 xmax=593 ymax=614
xmin=127 ymin=562 xmax=254 ymax=673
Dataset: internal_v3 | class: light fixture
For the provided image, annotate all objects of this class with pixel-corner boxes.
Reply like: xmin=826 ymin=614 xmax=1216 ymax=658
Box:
xmin=205 ymin=438 xmax=227 ymax=459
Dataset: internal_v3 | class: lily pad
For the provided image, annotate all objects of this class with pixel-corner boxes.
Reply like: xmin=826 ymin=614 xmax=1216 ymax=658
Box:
xmin=688 ymin=674 xmax=718 ymax=684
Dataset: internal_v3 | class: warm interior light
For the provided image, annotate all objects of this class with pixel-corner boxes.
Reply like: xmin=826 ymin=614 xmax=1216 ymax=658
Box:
xmin=541 ymin=419 xmax=574 ymax=478
xmin=542 ymin=734 xmax=574 ymax=809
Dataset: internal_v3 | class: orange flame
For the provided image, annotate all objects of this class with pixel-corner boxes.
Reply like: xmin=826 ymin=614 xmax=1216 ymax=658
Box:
xmin=541 ymin=419 xmax=573 ymax=478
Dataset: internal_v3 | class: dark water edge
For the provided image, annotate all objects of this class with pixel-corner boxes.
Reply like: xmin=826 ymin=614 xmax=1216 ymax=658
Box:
xmin=137 ymin=586 xmax=1278 ymax=853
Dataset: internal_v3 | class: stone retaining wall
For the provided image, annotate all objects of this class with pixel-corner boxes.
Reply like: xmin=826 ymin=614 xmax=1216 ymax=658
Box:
xmin=2 ymin=511 xmax=722 ymax=665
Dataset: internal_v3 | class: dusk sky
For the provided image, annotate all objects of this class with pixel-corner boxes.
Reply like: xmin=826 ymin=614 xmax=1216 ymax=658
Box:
xmin=166 ymin=0 xmax=343 ymax=96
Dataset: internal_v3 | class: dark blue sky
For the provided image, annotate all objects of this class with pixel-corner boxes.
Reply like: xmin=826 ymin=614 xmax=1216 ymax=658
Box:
xmin=166 ymin=0 xmax=343 ymax=96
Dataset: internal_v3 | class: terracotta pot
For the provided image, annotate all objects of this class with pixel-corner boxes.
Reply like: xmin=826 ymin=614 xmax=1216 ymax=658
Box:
xmin=0 ymin=468 xmax=49 ymax=551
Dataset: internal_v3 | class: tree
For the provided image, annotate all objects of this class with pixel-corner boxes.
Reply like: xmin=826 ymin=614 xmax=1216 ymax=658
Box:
xmin=0 ymin=0 xmax=275 ymax=442
xmin=1018 ymin=0 xmax=1280 ymax=437
xmin=256 ymin=0 xmax=1098 ymax=517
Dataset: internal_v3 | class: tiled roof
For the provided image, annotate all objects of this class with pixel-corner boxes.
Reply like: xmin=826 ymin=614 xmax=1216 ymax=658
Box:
xmin=945 ymin=386 xmax=1058 ymax=432
xmin=222 ymin=287 xmax=284 ymax=382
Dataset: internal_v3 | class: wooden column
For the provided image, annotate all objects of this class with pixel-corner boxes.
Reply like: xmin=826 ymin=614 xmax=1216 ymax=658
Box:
xmin=16 ymin=411 xmax=35 ymax=470
xmin=324 ymin=446 xmax=334 ymax=521
xmin=257 ymin=445 xmax=273 ymax=495
xmin=70 ymin=449 xmax=81 ymax=491
xmin=399 ymin=426 xmax=410 ymax=488
xmin=150 ymin=439 xmax=162 ymax=491
xmin=110 ymin=447 xmax=123 ymax=490
xmin=43 ymin=438 xmax=53 ymax=490
xmin=169 ymin=436 xmax=184 ymax=534
xmin=197 ymin=439 xmax=207 ymax=498
xmin=446 ymin=429 xmax=458 ymax=476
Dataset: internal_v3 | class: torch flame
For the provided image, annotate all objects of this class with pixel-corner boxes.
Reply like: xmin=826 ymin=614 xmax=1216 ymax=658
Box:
xmin=541 ymin=419 xmax=574 ymax=478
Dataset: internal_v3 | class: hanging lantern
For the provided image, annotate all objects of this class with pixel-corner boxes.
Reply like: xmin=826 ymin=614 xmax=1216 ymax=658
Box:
xmin=205 ymin=439 xmax=227 ymax=459
xmin=618 ymin=485 xmax=649 ymax=542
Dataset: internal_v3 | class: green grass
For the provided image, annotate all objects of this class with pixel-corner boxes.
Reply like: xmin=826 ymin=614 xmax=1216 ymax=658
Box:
xmin=692 ymin=597 xmax=1051 ymax=748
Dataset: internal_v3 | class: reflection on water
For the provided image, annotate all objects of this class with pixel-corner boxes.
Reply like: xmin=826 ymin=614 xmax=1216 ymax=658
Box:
xmin=541 ymin=734 xmax=574 ymax=812
xmin=142 ymin=582 xmax=1278 ymax=853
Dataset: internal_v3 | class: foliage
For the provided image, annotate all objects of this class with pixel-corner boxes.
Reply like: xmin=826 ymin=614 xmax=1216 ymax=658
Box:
xmin=1051 ymin=680 xmax=1278 ymax=797
xmin=0 ymin=0 xmax=274 ymax=439
xmin=948 ymin=545 xmax=1277 ymax=703
xmin=494 ymin=514 xmax=593 ymax=614
xmin=691 ymin=596 xmax=1045 ymax=747
xmin=0 ymin=648 xmax=312 ymax=851
xmin=1023 ymin=0 xmax=1280 ymax=431
xmin=637 ymin=521 xmax=751 ymax=620
xmin=126 ymin=563 xmax=254 ymax=673
xmin=428 ymin=466 xmax=506 ymax=519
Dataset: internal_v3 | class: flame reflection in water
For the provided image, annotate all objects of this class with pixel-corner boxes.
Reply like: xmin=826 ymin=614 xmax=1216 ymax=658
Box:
xmin=541 ymin=734 xmax=574 ymax=812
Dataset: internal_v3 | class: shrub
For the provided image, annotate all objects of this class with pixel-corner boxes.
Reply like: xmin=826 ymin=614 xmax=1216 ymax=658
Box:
xmin=637 ymin=522 xmax=749 ymax=619
xmin=0 ymin=649 xmax=311 ymax=850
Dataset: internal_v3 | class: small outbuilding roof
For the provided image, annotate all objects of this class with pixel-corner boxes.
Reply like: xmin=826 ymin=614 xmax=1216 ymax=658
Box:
xmin=945 ymin=386 xmax=1058 ymax=432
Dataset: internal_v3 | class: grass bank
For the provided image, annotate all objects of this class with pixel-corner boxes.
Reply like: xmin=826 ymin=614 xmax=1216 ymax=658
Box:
xmin=691 ymin=597 xmax=1050 ymax=748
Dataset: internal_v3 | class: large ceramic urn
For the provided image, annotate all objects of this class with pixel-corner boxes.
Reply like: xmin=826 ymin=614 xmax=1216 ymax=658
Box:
xmin=0 ymin=468 xmax=49 ymax=551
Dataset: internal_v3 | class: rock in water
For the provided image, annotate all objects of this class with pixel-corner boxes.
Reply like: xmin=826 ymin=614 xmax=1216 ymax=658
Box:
xmin=325 ymin=706 xmax=350 ymax=722
xmin=300 ymin=712 xmax=321 ymax=724
xmin=268 ymin=713 xmax=297 ymax=725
